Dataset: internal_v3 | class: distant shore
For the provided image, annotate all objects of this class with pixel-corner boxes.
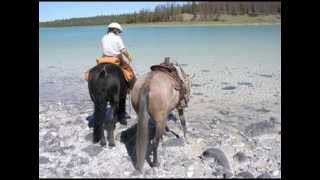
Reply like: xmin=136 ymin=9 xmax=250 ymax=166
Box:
xmin=39 ymin=15 xmax=281 ymax=28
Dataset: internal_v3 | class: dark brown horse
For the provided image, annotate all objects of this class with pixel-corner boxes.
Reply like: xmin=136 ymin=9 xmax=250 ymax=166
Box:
xmin=130 ymin=61 xmax=192 ymax=171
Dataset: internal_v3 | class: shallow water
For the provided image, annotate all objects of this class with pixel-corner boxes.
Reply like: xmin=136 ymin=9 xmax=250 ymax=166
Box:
xmin=39 ymin=25 xmax=281 ymax=103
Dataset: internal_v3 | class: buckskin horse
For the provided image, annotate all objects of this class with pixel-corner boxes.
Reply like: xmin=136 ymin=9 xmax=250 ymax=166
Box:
xmin=130 ymin=58 xmax=193 ymax=171
xmin=88 ymin=63 xmax=128 ymax=147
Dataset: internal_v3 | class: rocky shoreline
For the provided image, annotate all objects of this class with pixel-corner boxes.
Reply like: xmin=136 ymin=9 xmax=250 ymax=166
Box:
xmin=39 ymin=63 xmax=281 ymax=178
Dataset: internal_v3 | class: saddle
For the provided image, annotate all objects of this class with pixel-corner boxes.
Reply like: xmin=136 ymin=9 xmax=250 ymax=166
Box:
xmin=150 ymin=59 xmax=188 ymax=108
xmin=84 ymin=56 xmax=135 ymax=82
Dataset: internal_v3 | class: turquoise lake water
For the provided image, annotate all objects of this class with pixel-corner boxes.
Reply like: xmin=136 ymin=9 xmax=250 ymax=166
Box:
xmin=39 ymin=25 xmax=280 ymax=102
xmin=39 ymin=25 xmax=281 ymax=74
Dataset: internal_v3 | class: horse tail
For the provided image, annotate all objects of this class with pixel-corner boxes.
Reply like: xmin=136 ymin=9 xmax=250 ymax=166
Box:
xmin=88 ymin=65 xmax=107 ymax=104
xmin=135 ymin=85 xmax=150 ymax=172
xmin=88 ymin=69 xmax=97 ymax=103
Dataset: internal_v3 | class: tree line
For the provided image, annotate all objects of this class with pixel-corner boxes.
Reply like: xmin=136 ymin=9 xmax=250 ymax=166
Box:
xmin=40 ymin=2 xmax=281 ymax=27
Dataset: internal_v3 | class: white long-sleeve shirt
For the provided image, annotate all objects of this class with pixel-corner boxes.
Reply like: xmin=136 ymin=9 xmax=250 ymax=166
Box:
xmin=101 ymin=32 xmax=125 ymax=57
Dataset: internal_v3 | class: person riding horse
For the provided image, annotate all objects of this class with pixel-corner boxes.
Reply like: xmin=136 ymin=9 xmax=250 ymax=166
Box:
xmin=99 ymin=22 xmax=136 ymax=124
xmin=101 ymin=22 xmax=136 ymax=88
xmin=86 ymin=23 xmax=137 ymax=146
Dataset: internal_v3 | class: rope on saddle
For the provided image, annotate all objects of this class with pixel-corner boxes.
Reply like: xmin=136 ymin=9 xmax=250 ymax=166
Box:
xmin=150 ymin=63 xmax=188 ymax=109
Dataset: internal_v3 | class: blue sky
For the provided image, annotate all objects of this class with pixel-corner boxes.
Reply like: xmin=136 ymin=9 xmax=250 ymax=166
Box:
xmin=39 ymin=2 xmax=187 ymax=22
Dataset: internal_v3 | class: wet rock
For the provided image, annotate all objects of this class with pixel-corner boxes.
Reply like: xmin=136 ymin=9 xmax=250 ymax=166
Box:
xmin=39 ymin=156 xmax=50 ymax=164
xmin=81 ymin=144 xmax=103 ymax=157
xmin=201 ymin=148 xmax=231 ymax=171
xmin=219 ymin=110 xmax=229 ymax=116
xmin=43 ymin=130 xmax=58 ymax=141
xmin=44 ymin=138 xmax=64 ymax=153
xmin=45 ymin=81 xmax=55 ymax=84
xmin=236 ymin=171 xmax=254 ymax=178
xmin=163 ymin=138 xmax=184 ymax=147
xmin=210 ymin=117 xmax=221 ymax=125
xmin=191 ymin=83 xmax=201 ymax=87
xmin=237 ymin=82 xmax=253 ymax=87
xmin=269 ymin=116 xmax=280 ymax=124
xmin=256 ymin=107 xmax=270 ymax=113
xmin=259 ymin=74 xmax=273 ymax=78
xmin=233 ymin=152 xmax=248 ymax=163
xmin=212 ymin=166 xmax=233 ymax=178
xmin=201 ymin=69 xmax=210 ymax=73
xmin=270 ymin=116 xmax=277 ymax=121
xmin=193 ymin=92 xmax=203 ymax=96
xmin=257 ymin=172 xmax=272 ymax=178
xmin=66 ymin=120 xmax=72 ymax=125
xmin=244 ymin=120 xmax=275 ymax=137
xmin=222 ymin=86 xmax=237 ymax=90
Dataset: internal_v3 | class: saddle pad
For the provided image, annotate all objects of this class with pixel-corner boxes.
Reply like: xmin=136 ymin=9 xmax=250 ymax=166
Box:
xmin=96 ymin=56 xmax=120 ymax=65
xmin=95 ymin=56 xmax=134 ymax=82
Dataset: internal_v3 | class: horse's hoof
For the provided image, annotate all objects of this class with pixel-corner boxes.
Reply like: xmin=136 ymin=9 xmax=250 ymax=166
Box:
xmin=100 ymin=139 xmax=106 ymax=146
xmin=151 ymin=161 xmax=160 ymax=167
xmin=108 ymin=142 xmax=115 ymax=147
xmin=93 ymin=136 xmax=100 ymax=144
xmin=125 ymin=112 xmax=131 ymax=119
xmin=119 ymin=119 xmax=127 ymax=126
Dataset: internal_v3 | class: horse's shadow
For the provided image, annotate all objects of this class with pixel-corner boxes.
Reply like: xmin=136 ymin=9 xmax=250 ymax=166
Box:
xmin=120 ymin=121 xmax=157 ymax=167
xmin=85 ymin=107 xmax=131 ymax=128
xmin=120 ymin=114 xmax=179 ymax=168
xmin=85 ymin=110 xmax=178 ymax=167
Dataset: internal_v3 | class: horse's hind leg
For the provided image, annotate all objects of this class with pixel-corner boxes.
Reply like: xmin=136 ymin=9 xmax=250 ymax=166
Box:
xmin=150 ymin=120 xmax=166 ymax=167
xmin=118 ymin=91 xmax=127 ymax=125
xmin=93 ymin=103 xmax=107 ymax=146
xmin=107 ymin=95 xmax=119 ymax=147
xmin=178 ymin=109 xmax=189 ymax=144
xmin=165 ymin=126 xmax=180 ymax=138
xmin=146 ymin=142 xmax=153 ymax=167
